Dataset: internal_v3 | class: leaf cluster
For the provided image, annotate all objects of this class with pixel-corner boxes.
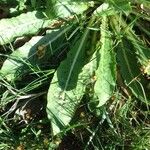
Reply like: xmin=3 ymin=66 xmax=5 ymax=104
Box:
xmin=0 ymin=0 xmax=150 ymax=149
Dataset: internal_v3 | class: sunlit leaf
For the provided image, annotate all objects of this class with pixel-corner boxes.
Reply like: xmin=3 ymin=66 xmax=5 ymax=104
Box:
xmin=94 ymin=16 xmax=116 ymax=107
xmin=93 ymin=3 xmax=116 ymax=17
xmin=0 ymin=11 xmax=51 ymax=45
xmin=108 ymin=0 xmax=132 ymax=15
xmin=47 ymin=27 xmax=97 ymax=135
xmin=45 ymin=1 xmax=94 ymax=18
xmin=0 ymin=26 xmax=71 ymax=82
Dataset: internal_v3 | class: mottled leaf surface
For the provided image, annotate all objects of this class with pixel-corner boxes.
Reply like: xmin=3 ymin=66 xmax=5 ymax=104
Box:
xmin=0 ymin=11 xmax=51 ymax=45
xmin=0 ymin=1 xmax=91 ymax=45
xmin=0 ymin=26 xmax=71 ymax=81
xmin=47 ymin=29 xmax=97 ymax=135
xmin=94 ymin=16 xmax=116 ymax=107
xmin=45 ymin=1 xmax=93 ymax=18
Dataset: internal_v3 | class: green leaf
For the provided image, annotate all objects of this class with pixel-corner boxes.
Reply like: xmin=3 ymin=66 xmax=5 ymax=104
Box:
xmin=0 ymin=1 xmax=92 ymax=45
xmin=47 ymin=28 xmax=97 ymax=135
xmin=0 ymin=11 xmax=51 ymax=45
xmin=0 ymin=26 xmax=71 ymax=82
xmin=126 ymin=31 xmax=150 ymax=76
xmin=108 ymin=0 xmax=132 ymax=15
xmin=116 ymin=38 xmax=149 ymax=104
xmin=45 ymin=1 xmax=94 ymax=19
xmin=17 ymin=0 xmax=26 ymax=10
xmin=93 ymin=3 xmax=116 ymax=17
xmin=94 ymin=16 xmax=116 ymax=107
xmin=114 ymin=14 xmax=150 ymax=76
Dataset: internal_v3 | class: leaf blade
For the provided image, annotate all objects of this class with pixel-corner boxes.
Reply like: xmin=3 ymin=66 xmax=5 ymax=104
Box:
xmin=0 ymin=11 xmax=51 ymax=45
xmin=94 ymin=16 xmax=116 ymax=107
xmin=116 ymin=38 xmax=149 ymax=104
xmin=46 ymin=28 xmax=97 ymax=135
xmin=0 ymin=26 xmax=71 ymax=81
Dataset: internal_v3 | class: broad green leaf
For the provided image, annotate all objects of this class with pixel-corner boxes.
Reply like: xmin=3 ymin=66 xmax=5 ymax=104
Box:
xmin=116 ymin=38 xmax=149 ymax=104
xmin=115 ymin=15 xmax=150 ymax=76
xmin=45 ymin=1 xmax=94 ymax=19
xmin=94 ymin=16 xmax=116 ymax=107
xmin=110 ymin=15 xmax=149 ymax=103
xmin=0 ymin=26 xmax=71 ymax=82
xmin=93 ymin=3 xmax=116 ymax=17
xmin=126 ymin=31 xmax=150 ymax=76
xmin=108 ymin=0 xmax=132 ymax=15
xmin=0 ymin=1 xmax=92 ymax=45
xmin=0 ymin=11 xmax=51 ymax=45
xmin=47 ymin=28 xmax=97 ymax=135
